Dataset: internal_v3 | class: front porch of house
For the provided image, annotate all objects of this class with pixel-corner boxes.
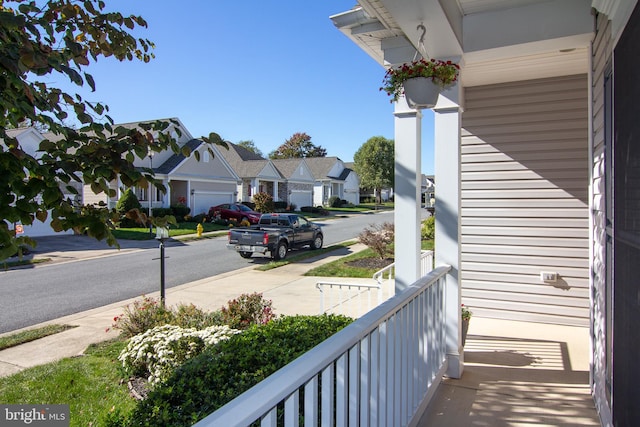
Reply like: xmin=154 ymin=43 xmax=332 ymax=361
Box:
xmin=193 ymin=266 xmax=599 ymax=427
xmin=418 ymin=317 xmax=599 ymax=426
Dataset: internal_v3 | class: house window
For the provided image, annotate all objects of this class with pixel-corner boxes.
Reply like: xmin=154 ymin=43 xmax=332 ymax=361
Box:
xmin=136 ymin=186 xmax=148 ymax=201
xmin=203 ymin=151 xmax=210 ymax=163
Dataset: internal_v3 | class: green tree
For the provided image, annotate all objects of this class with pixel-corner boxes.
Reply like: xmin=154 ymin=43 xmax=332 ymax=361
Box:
xmin=237 ymin=140 xmax=264 ymax=158
xmin=353 ymin=136 xmax=394 ymax=204
xmin=268 ymin=132 xmax=327 ymax=159
xmin=0 ymin=1 xmax=224 ymax=258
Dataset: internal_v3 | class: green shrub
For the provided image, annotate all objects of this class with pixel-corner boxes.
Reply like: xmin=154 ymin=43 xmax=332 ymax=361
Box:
xmin=170 ymin=204 xmax=191 ymax=221
xmin=116 ymin=189 xmax=143 ymax=228
xmin=421 ymin=215 xmax=435 ymax=240
xmin=110 ymin=295 xmax=279 ymax=338
xmin=191 ymin=213 xmax=207 ymax=223
xmin=273 ymin=201 xmax=288 ymax=212
xmin=111 ymin=296 xmax=174 ymax=338
xmin=110 ymin=297 xmax=222 ymax=338
xmin=328 ymin=195 xmax=341 ymax=207
xmin=253 ymin=192 xmax=275 ymax=213
xmin=152 ymin=207 xmax=172 ymax=217
xmin=125 ymin=315 xmax=353 ymax=427
xmin=300 ymin=206 xmax=329 ymax=215
xmin=173 ymin=304 xmax=222 ymax=329
xmin=220 ymin=292 xmax=276 ymax=330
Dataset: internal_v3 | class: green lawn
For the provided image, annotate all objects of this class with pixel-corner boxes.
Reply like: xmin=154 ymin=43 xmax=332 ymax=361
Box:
xmin=0 ymin=339 xmax=135 ymax=427
xmin=112 ymin=221 xmax=229 ymax=240
xmin=305 ymin=239 xmax=434 ymax=278
xmin=0 ymin=325 xmax=77 ymax=351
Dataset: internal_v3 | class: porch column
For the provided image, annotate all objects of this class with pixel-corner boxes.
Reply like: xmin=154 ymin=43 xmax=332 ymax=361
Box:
xmin=394 ymin=97 xmax=422 ymax=292
xmin=273 ymin=180 xmax=279 ymax=201
xmin=434 ymin=95 xmax=463 ymax=378
xmin=164 ymin=179 xmax=170 ymax=207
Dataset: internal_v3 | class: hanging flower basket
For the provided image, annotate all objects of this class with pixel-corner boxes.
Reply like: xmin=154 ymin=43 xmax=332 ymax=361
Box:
xmin=380 ymin=58 xmax=460 ymax=109
xmin=402 ymin=77 xmax=440 ymax=109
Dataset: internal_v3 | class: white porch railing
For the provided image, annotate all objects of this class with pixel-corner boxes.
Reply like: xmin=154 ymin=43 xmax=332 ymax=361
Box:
xmin=316 ymin=250 xmax=434 ymax=317
xmin=194 ymin=265 xmax=452 ymax=427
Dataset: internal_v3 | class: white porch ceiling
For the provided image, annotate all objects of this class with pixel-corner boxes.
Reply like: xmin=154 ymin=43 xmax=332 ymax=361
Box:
xmin=331 ymin=0 xmax=593 ymax=87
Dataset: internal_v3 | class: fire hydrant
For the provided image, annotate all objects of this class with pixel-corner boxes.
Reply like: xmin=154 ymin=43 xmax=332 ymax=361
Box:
xmin=196 ymin=222 xmax=203 ymax=237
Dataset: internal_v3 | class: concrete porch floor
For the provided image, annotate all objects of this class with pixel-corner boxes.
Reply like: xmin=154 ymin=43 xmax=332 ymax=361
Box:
xmin=418 ymin=317 xmax=601 ymax=427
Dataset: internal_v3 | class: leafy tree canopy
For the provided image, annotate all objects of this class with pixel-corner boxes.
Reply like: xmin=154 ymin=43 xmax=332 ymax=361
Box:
xmin=0 ymin=0 xmax=223 ymax=258
xmin=353 ymin=136 xmax=394 ymax=203
xmin=268 ymin=132 xmax=326 ymax=159
xmin=236 ymin=140 xmax=263 ymax=158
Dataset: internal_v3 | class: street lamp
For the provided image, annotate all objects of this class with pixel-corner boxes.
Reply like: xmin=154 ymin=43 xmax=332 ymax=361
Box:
xmin=155 ymin=225 xmax=169 ymax=307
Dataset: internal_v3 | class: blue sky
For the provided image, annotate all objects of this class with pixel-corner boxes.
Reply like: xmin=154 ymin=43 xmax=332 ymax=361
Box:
xmin=54 ymin=1 xmax=436 ymax=174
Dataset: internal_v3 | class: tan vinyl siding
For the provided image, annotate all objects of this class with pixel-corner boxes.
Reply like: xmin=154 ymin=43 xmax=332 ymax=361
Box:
xmin=82 ymin=183 xmax=108 ymax=206
xmin=461 ymin=74 xmax=590 ymax=326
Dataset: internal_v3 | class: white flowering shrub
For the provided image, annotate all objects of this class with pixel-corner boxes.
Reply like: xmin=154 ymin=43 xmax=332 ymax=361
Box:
xmin=119 ymin=324 xmax=239 ymax=386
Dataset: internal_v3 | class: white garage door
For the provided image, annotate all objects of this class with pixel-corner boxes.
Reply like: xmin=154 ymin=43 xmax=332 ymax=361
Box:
xmin=290 ymin=191 xmax=312 ymax=209
xmin=193 ymin=192 xmax=234 ymax=216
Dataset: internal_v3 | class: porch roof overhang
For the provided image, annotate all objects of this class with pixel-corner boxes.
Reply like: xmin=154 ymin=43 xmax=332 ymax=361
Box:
xmin=331 ymin=0 xmax=595 ymax=89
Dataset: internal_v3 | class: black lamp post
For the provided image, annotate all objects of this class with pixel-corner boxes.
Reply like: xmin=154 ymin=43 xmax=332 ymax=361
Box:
xmin=155 ymin=226 xmax=169 ymax=307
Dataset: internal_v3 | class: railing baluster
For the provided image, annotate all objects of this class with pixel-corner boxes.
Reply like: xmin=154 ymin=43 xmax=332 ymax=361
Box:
xmin=304 ymin=376 xmax=318 ymax=427
xmin=336 ymin=354 xmax=348 ymax=427
xmin=322 ymin=364 xmax=334 ymax=427
xmin=388 ymin=315 xmax=397 ymax=426
xmin=349 ymin=344 xmax=359 ymax=426
xmin=261 ymin=409 xmax=277 ymax=427
xmin=285 ymin=391 xmax=299 ymax=427
xmin=359 ymin=335 xmax=370 ymax=426
xmin=379 ymin=320 xmax=387 ymax=424
xmin=370 ymin=329 xmax=379 ymax=426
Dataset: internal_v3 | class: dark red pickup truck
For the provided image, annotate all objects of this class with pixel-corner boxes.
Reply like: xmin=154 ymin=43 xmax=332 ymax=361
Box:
xmin=226 ymin=213 xmax=323 ymax=260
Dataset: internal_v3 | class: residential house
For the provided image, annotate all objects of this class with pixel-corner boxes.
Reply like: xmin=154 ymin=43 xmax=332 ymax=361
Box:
xmin=188 ymin=2 xmax=640 ymax=425
xmin=422 ymin=174 xmax=434 ymax=208
xmin=79 ymin=118 xmax=241 ymax=217
xmin=306 ymin=156 xmax=360 ymax=206
xmin=215 ymin=142 xmax=283 ymax=203
xmin=4 ymin=127 xmax=78 ymax=236
xmin=271 ymin=158 xmax=315 ymax=208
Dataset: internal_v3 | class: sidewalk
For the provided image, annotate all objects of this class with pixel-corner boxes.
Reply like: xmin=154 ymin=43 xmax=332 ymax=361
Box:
xmin=0 ymin=241 xmax=373 ymax=377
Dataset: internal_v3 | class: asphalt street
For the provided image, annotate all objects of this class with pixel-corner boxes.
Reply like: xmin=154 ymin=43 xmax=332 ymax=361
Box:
xmin=0 ymin=211 xmax=396 ymax=333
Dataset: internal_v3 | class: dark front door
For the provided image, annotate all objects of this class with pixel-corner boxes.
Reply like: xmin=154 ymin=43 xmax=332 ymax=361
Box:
xmin=612 ymin=4 xmax=640 ymax=425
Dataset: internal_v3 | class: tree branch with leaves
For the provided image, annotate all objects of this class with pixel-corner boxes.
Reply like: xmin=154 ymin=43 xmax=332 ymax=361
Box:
xmin=268 ymin=132 xmax=326 ymax=159
xmin=0 ymin=1 xmax=224 ymax=259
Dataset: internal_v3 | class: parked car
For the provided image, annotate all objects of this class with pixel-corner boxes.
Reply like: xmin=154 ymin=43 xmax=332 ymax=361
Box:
xmin=227 ymin=213 xmax=323 ymax=260
xmin=209 ymin=203 xmax=262 ymax=224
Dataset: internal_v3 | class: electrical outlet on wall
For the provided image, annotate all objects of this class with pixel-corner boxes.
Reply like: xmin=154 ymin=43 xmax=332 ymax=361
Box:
xmin=540 ymin=272 xmax=558 ymax=282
